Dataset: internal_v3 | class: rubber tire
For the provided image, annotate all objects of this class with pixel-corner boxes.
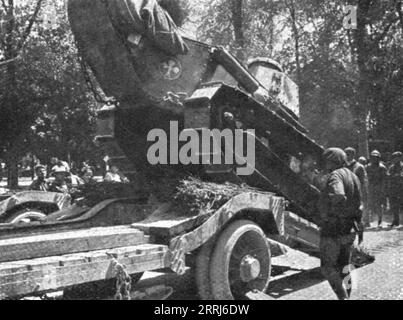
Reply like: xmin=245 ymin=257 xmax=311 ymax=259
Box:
xmin=195 ymin=237 xmax=217 ymax=300
xmin=210 ymin=220 xmax=271 ymax=300
xmin=5 ymin=209 xmax=47 ymax=224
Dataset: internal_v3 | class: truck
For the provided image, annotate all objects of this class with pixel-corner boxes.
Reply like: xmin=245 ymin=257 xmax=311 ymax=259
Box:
xmin=0 ymin=0 xmax=369 ymax=300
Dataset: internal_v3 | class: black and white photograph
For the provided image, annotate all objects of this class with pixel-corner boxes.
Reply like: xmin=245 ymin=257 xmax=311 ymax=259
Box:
xmin=0 ymin=0 xmax=402 ymax=304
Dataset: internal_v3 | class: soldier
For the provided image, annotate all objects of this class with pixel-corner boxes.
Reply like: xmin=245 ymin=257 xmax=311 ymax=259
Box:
xmin=319 ymin=148 xmax=363 ymax=300
xmin=48 ymin=166 xmax=71 ymax=194
xmin=50 ymin=157 xmax=70 ymax=173
xmin=345 ymin=147 xmax=369 ymax=227
xmin=388 ymin=152 xmax=403 ymax=227
xmin=82 ymin=168 xmax=95 ymax=184
xmin=358 ymin=157 xmax=367 ymax=166
xmin=367 ymin=150 xmax=388 ymax=228
xmin=104 ymin=164 xmax=129 ymax=183
xmin=30 ymin=165 xmax=49 ymax=192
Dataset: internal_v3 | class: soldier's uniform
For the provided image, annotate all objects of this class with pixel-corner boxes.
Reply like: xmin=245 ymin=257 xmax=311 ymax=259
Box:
xmin=30 ymin=165 xmax=49 ymax=192
xmin=48 ymin=166 xmax=71 ymax=194
xmin=347 ymin=159 xmax=369 ymax=225
xmin=367 ymin=151 xmax=388 ymax=226
xmin=388 ymin=152 xmax=403 ymax=227
xmin=319 ymin=148 xmax=362 ymax=300
xmin=30 ymin=179 xmax=49 ymax=192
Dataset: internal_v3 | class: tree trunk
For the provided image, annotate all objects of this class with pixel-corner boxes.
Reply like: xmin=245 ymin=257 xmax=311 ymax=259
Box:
xmin=287 ymin=0 xmax=301 ymax=84
xmin=230 ymin=0 xmax=246 ymax=61
xmin=397 ymin=0 xmax=403 ymax=33
xmin=354 ymin=0 xmax=371 ymax=158
xmin=6 ymin=152 xmax=19 ymax=189
xmin=4 ymin=0 xmax=19 ymax=189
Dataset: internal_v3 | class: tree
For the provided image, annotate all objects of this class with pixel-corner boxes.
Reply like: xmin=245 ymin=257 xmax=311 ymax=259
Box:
xmin=1 ymin=1 xmax=99 ymax=186
xmin=0 ymin=0 xmax=45 ymax=188
xmin=284 ymin=0 xmax=301 ymax=82
xmin=230 ymin=0 xmax=246 ymax=60
xmin=351 ymin=0 xmax=403 ymax=154
xmin=194 ymin=0 xmax=283 ymax=61
xmin=194 ymin=0 xmax=403 ymax=153
xmin=18 ymin=4 xmax=99 ymax=168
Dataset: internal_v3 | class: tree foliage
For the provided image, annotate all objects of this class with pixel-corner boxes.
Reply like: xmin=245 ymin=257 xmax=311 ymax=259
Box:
xmin=0 ymin=0 xmax=402 ymax=190
xmin=191 ymin=0 xmax=403 ymax=152
xmin=22 ymin=14 xmax=99 ymax=164
xmin=1 ymin=1 xmax=98 ymax=186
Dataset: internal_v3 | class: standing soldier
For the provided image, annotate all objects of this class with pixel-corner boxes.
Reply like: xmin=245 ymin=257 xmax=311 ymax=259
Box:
xmin=366 ymin=150 xmax=388 ymax=228
xmin=345 ymin=148 xmax=369 ymax=227
xmin=358 ymin=157 xmax=367 ymax=166
xmin=319 ymin=148 xmax=363 ymax=300
xmin=388 ymin=152 xmax=403 ymax=228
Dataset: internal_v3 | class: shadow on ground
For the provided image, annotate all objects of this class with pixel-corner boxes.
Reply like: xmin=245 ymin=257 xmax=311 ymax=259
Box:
xmin=266 ymin=268 xmax=324 ymax=299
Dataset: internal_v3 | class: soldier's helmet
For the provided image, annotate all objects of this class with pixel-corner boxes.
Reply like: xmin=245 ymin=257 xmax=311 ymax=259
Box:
xmin=358 ymin=156 xmax=367 ymax=164
xmin=370 ymin=150 xmax=381 ymax=158
xmin=345 ymin=147 xmax=356 ymax=154
xmin=52 ymin=165 xmax=70 ymax=176
xmin=322 ymin=148 xmax=347 ymax=168
xmin=392 ymin=151 xmax=403 ymax=159
xmin=34 ymin=165 xmax=46 ymax=171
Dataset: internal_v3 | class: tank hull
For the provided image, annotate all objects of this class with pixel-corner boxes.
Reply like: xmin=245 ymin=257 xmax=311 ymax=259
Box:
xmin=68 ymin=0 xmax=326 ymax=223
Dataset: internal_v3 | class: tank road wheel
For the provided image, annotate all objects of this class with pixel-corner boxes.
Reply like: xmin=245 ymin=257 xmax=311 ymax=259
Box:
xmin=210 ymin=220 xmax=271 ymax=300
xmin=6 ymin=209 xmax=47 ymax=224
xmin=195 ymin=237 xmax=216 ymax=300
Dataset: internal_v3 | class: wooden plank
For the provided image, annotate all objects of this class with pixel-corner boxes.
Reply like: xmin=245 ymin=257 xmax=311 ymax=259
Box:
xmin=0 ymin=244 xmax=166 ymax=282
xmin=0 ymin=226 xmax=149 ymax=263
xmin=284 ymin=212 xmax=320 ymax=249
xmin=131 ymin=203 xmax=207 ymax=240
xmin=132 ymin=216 xmax=202 ymax=239
xmin=0 ymin=244 xmax=170 ymax=299
xmin=267 ymin=238 xmax=289 ymax=257
xmin=0 ymin=246 xmax=169 ymax=298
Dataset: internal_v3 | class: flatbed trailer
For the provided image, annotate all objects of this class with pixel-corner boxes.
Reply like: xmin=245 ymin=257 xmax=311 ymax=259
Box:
xmin=0 ymin=192 xmax=321 ymax=300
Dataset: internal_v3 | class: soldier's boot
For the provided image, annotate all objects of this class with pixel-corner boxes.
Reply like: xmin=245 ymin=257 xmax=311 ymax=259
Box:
xmin=322 ymin=269 xmax=349 ymax=300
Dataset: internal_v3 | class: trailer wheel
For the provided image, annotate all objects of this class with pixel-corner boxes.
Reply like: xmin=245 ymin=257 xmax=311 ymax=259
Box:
xmin=195 ymin=238 xmax=216 ymax=300
xmin=210 ymin=220 xmax=271 ymax=300
xmin=6 ymin=209 xmax=47 ymax=224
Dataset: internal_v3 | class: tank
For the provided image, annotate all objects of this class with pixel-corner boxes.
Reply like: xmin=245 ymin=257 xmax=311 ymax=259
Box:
xmin=68 ymin=0 xmax=326 ymax=224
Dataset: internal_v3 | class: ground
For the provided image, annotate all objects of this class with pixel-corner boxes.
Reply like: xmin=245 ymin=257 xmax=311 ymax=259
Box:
xmin=135 ymin=218 xmax=402 ymax=301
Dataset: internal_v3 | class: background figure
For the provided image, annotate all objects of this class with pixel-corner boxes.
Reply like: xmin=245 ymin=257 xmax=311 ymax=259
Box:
xmin=387 ymin=152 xmax=403 ymax=227
xmin=48 ymin=166 xmax=71 ymax=193
xmin=80 ymin=160 xmax=92 ymax=176
xmin=30 ymin=165 xmax=49 ymax=192
xmin=82 ymin=168 xmax=95 ymax=184
xmin=367 ymin=150 xmax=388 ymax=227
xmin=50 ymin=157 xmax=70 ymax=174
xmin=70 ymin=161 xmax=78 ymax=175
xmin=30 ymin=155 xmax=39 ymax=181
xmin=104 ymin=164 xmax=129 ymax=184
xmin=345 ymin=148 xmax=369 ymax=227
xmin=358 ymin=157 xmax=367 ymax=166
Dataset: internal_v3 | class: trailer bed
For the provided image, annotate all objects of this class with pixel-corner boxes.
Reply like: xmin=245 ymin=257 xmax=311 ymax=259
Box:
xmin=0 ymin=192 xmax=323 ymax=300
xmin=0 ymin=243 xmax=169 ymax=299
